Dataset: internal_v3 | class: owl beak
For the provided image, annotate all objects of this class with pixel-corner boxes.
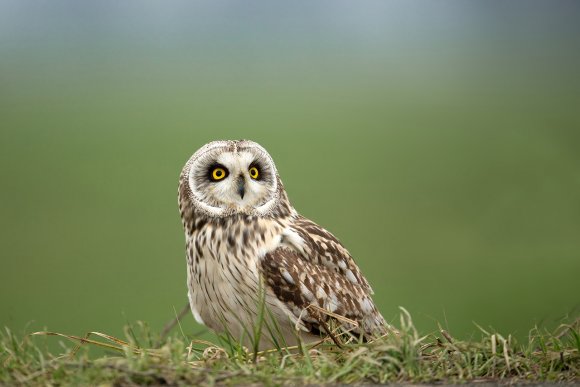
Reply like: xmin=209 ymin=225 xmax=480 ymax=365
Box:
xmin=237 ymin=177 xmax=246 ymax=199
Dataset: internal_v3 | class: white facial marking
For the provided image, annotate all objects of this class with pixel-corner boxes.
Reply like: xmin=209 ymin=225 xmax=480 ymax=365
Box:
xmin=211 ymin=151 xmax=267 ymax=208
xmin=187 ymin=142 xmax=283 ymax=216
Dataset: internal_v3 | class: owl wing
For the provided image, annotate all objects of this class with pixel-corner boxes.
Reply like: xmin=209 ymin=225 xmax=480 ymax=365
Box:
xmin=289 ymin=216 xmax=374 ymax=293
xmin=259 ymin=215 xmax=386 ymax=336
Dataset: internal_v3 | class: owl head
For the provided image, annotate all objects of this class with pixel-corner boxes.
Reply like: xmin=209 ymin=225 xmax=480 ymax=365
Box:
xmin=180 ymin=140 xmax=287 ymax=217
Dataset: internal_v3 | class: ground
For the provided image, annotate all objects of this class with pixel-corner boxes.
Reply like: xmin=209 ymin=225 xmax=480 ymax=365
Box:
xmin=1 ymin=309 xmax=578 ymax=386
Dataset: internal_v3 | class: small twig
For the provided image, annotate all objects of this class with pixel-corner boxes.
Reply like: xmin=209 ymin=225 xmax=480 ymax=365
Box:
xmin=319 ymin=319 xmax=342 ymax=348
xmin=306 ymin=304 xmax=359 ymax=328
xmin=158 ymin=303 xmax=190 ymax=346
xmin=441 ymin=329 xmax=454 ymax=344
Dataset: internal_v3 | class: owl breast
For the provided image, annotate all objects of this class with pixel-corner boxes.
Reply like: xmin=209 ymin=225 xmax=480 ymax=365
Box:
xmin=185 ymin=214 xmax=294 ymax=344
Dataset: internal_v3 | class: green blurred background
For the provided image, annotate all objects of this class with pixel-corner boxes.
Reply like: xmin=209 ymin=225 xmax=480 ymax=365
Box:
xmin=1 ymin=1 xmax=579 ymax=343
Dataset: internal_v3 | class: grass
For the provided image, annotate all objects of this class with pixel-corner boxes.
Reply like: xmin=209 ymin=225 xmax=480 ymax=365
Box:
xmin=1 ymin=308 xmax=578 ymax=386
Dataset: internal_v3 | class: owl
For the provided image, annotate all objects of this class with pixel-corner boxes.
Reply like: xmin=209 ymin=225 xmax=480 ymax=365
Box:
xmin=178 ymin=140 xmax=387 ymax=349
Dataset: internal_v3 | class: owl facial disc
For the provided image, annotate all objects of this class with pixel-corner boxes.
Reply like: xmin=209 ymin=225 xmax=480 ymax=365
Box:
xmin=184 ymin=140 xmax=281 ymax=217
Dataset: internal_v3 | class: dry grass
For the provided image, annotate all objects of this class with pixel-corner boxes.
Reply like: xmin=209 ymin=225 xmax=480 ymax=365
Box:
xmin=1 ymin=308 xmax=578 ymax=386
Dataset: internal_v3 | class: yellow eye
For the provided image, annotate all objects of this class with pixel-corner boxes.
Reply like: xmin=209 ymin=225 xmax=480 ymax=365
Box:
xmin=249 ymin=166 xmax=259 ymax=179
xmin=211 ymin=167 xmax=227 ymax=181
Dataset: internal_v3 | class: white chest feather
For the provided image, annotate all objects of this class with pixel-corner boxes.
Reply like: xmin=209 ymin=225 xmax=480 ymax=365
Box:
xmin=185 ymin=217 xmax=286 ymax=337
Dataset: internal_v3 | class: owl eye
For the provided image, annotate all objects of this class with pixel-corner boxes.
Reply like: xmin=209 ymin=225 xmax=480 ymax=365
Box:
xmin=249 ymin=166 xmax=259 ymax=180
xmin=210 ymin=166 xmax=228 ymax=181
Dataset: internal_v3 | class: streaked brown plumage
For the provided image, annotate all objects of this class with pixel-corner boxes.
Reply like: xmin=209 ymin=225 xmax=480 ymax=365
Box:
xmin=178 ymin=140 xmax=387 ymax=349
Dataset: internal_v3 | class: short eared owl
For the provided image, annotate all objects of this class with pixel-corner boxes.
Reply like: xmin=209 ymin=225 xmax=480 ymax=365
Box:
xmin=178 ymin=140 xmax=386 ymax=348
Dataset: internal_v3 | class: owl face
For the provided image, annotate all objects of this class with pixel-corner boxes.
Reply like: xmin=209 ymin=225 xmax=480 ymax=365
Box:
xmin=185 ymin=140 xmax=281 ymax=216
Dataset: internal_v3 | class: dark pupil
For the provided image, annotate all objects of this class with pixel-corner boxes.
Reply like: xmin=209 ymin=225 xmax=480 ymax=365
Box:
xmin=215 ymin=169 xmax=223 ymax=177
